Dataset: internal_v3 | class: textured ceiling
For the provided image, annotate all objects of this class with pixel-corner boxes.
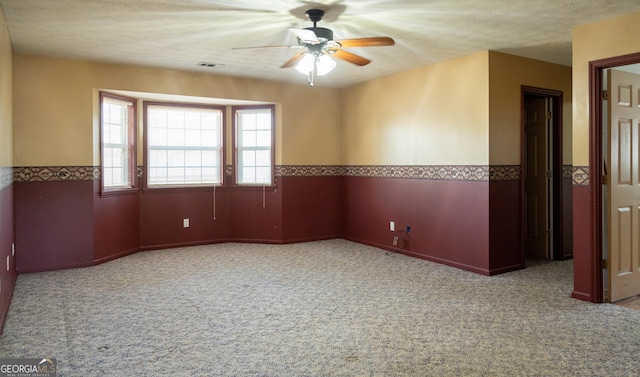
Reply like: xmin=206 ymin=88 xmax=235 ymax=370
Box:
xmin=2 ymin=0 xmax=640 ymax=88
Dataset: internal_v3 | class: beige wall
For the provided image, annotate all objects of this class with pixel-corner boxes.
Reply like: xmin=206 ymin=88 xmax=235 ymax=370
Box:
xmin=10 ymin=35 xmax=581 ymax=170
xmin=13 ymin=55 xmax=341 ymax=167
xmin=340 ymin=51 xmax=490 ymax=166
xmin=573 ymin=11 xmax=640 ymax=166
xmin=488 ymin=52 xmax=572 ymax=165
xmin=0 ymin=6 xmax=12 ymax=168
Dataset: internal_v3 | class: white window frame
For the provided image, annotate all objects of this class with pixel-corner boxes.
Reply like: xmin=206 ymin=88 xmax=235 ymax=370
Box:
xmin=234 ymin=106 xmax=274 ymax=185
xmin=100 ymin=93 xmax=136 ymax=192
xmin=144 ymin=102 xmax=224 ymax=188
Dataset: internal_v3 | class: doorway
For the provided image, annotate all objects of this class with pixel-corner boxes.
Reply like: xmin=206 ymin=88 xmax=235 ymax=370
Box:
xmin=589 ymin=52 xmax=640 ymax=303
xmin=522 ymin=86 xmax=564 ymax=261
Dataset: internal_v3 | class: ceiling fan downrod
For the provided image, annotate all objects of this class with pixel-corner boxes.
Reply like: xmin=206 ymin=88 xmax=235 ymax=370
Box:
xmin=305 ymin=9 xmax=325 ymax=27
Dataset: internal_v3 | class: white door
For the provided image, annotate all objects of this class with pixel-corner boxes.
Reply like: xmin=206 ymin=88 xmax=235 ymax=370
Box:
xmin=607 ymin=68 xmax=640 ymax=302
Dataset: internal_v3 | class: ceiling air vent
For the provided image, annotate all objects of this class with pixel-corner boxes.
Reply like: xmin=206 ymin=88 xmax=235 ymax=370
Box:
xmin=197 ymin=62 xmax=224 ymax=68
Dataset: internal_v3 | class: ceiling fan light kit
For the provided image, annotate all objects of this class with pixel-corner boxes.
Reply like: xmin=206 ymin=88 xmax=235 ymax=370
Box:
xmin=295 ymin=53 xmax=336 ymax=76
xmin=233 ymin=8 xmax=395 ymax=86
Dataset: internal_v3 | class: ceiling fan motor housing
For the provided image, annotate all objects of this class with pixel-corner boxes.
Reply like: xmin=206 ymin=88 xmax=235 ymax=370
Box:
xmin=305 ymin=27 xmax=333 ymax=42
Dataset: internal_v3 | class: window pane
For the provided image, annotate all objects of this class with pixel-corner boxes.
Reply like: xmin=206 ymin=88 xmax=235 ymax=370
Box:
xmin=149 ymin=128 xmax=167 ymax=146
xmin=149 ymin=149 xmax=167 ymax=167
xmin=185 ymin=150 xmax=201 ymax=166
xmin=109 ymin=125 xmax=123 ymax=144
xmin=146 ymin=104 xmax=223 ymax=186
xmin=256 ymin=167 xmax=271 ymax=183
xmin=111 ymin=168 xmax=125 ymax=185
xmin=202 ymin=167 xmax=218 ymax=182
xmin=185 ymin=167 xmax=201 ymax=182
xmin=202 ymin=130 xmax=217 ymax=147
xmin=104 ymin=168 xmax=113 ymax=186
xmin=256 ymin=150 xmax=271 ymax=166
xmin=167 ymin=128 xmax=185 ymax=147
xmin=111 ymin=148 xmax=125 ymax=168
xmin=242 ymin=131 xmax=257 ymax=147
xmin=257 ymin=113 xmax=271 ymax=129
xmin=103 ymin=148 xmax=114 ymax=168
xmin=185 ymin=112 xmax=201 ymax=129
xmin=242 ymin=114 xmax=256 ymax=130
xmin=167 ymin=167 xmax=184 ymax=183
xmin=109 ymin=105 xmax=122 ymax=124
xmin=201 ymin=114 xmax=217 ymax=130
xmin=149 ymin=167 xmax=167 ymax=183
xmin=242 ymin=167 xmax=256 ymax=182
xmin=202 ymin=151 xmax=217 ymax=166
xmin=185 ymin=130 xmax=201 ymax=147
xmin=167 ymin=150 xmax=185 ymax=167
xmin=167 ymin=112 xmax=184 ymax=129
xmin=150 ymin=112 xmax=167 ymax=128
xmin=242 ymin=150 xmax=256 ymax=165
xmin=256 ymin=130 xmax=271 ymax=147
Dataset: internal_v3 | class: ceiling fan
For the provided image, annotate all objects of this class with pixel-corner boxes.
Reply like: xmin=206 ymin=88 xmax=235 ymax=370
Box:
xmin=234 ymin=9 xmax=395 ymax=86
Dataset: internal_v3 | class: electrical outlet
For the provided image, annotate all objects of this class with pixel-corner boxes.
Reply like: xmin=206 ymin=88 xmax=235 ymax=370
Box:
xmin=6 ymin=255 xmax=9 ymax=271
xmin=183 ymin=218 xmax=190 ymax=228
xmin=11 ymin=243 xmax=14 ymax=257
xmin=392 ymin=235 xmax=399 ymax=246
xmin=390 ymin=221 xmax=395 ymax=231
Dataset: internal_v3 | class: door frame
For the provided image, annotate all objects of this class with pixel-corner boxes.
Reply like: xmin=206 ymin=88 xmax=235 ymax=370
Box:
xmin=521 ymin=86 xmax=564 ymax=260
xmin=589 ymin=51 xmax=640 ymax=303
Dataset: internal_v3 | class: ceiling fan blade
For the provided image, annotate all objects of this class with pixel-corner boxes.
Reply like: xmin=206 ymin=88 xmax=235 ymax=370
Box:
xmin=337 ymin=37 xmax=395 ymax=48
xmin=280 ymin=51 xmax=308 ymax=68
xmin=232 ymin=45 xmax=304 ymax=50
xmin=332 ymin=49 xmax=371 ymax=66
xmin=289 ymin=27 xmax=318 ymax=43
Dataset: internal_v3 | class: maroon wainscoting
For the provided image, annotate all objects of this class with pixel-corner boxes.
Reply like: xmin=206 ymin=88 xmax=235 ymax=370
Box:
xmin=0 ymin=183 xmax=16 ymax=335
xmin=342 ymin=176 xmax=491 ymax=274
xmin=281 ymin=176 xmax=342 ymax=242
xmin=139 ymin=188 xmax=228 ymax=249
xmin=572 ymin=184 xmax=596 ymax=302
xmin=561 ymin=176 xmax=574 ymax=260
xmin=93 ymin=183 xmax=140 ymax=263
xmin=488 ymin=180 xmax=523 ymax=274
xmin=228 ymin=185 xmax=282 ymax=243
xmin=15 ymin=180 xmax=94 ymax=273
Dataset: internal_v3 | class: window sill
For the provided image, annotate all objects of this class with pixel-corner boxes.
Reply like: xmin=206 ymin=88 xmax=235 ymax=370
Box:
xmin=100 ymin=187 xmax=139 ymax=198
xmin=230 ymin=184 xmax=277 ymax=191
xmin=142 ymin=185 xmax=223 ymax=194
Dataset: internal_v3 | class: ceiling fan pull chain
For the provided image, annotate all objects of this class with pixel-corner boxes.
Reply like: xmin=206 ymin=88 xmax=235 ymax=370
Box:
xmin=263 ymin=185 xmax=266 ymax=208
xmin=308 ymin=64 xmax=315 ymax=86
xmin=213 ymin=184 xmax=217 ymax=221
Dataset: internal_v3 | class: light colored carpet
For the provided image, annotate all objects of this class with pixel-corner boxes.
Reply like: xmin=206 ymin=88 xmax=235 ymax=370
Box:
xmin=1 ymin=239 xmax=639 ymax=376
